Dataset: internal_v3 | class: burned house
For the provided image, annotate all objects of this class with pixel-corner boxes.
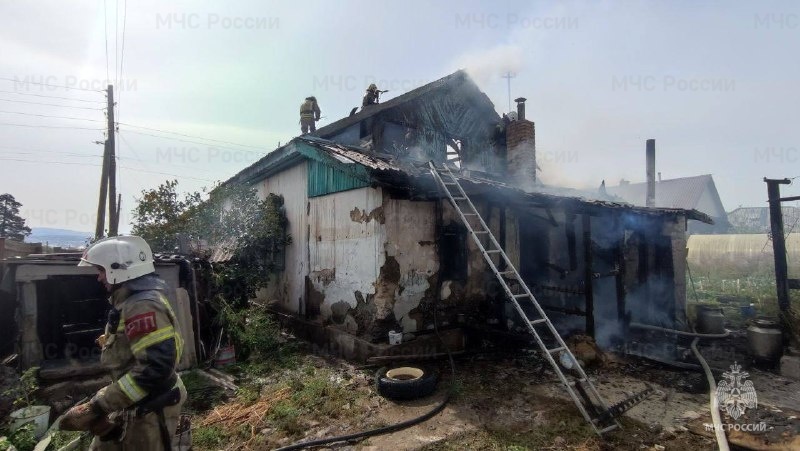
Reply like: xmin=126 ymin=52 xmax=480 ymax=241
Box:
xmin=222 ymin=71 xmax=711 ymax=355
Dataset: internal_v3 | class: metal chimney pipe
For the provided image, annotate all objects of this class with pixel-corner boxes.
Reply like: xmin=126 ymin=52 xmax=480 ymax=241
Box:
xmin=646 ymin=139 xmax=656 ymax=207
xmin=515 ymin=97 xmax=527 ymax=121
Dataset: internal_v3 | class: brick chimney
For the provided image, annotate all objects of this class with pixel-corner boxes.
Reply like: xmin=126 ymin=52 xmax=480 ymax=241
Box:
xmin=506 ymin=97 xmax=536 ymax=189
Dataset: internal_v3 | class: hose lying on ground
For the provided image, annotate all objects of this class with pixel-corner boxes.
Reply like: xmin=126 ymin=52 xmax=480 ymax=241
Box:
xmin=691 ymin=337 xmax=730 ymax=451
xmin=275 ymin=249 xmax=456 ymax=450
xmin=629 ymin=322 xmax=730 ymax=338
xmin=274 ymin=341 xmax=456 ymax=451
xmin=628 ymin=321 xmax=730 ymax=451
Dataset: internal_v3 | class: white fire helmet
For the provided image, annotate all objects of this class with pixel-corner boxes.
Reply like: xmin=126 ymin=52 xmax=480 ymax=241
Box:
xmin=78 ymin=236 xmax=155 ymax=284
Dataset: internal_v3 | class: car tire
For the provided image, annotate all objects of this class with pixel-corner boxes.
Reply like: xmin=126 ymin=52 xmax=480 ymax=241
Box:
xmin=375 ymin=365 xmax=438 ymax=400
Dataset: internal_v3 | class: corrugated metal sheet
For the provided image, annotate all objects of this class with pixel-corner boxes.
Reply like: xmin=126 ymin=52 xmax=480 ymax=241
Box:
xmin=309 ymin=139 xmax=401 ymax=172
xmin=605 ymin=175 xmax=713 ymax=210
xmin=307 ymin=159 xmax=371 ymax=197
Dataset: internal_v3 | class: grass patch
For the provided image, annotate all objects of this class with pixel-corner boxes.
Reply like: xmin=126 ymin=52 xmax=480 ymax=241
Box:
xmin=180 ymin=370 xmax=226 ymax=414
xmin=0 ymin=423 xmax=36 ymax=451
xmin=48 ymin=430 xmax=86 ymax=449
xmin=193 ymin=425 xmax=227 ymax=448
xmin=268 ymin=401 xmax=303 ymax=435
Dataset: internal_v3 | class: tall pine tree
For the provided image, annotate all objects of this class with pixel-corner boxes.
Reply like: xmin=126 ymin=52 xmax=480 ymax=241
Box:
xmin=0 ymin=194 xmax=32 ymax=241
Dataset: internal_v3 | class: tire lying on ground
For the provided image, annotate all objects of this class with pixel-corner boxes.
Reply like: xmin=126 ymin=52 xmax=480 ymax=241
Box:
xmin=375 ymin=366 xmax=438 ymax=400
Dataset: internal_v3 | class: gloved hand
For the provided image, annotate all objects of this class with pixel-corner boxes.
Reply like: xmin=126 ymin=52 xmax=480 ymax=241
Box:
xmin=91 ymin=415 xmax=123 ymax=441
xmin=60 ymin=401 xmax=104 ymax=431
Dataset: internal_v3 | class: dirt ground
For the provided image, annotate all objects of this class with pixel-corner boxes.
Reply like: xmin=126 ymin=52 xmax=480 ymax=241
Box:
xmin=185 ymin=330 xmax=800 ymax=451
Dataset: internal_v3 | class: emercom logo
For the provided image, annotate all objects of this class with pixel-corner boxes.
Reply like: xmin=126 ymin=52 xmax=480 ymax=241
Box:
xmin=716 ymin=362 xmax=758 ymax=420
xmin=704 ymin=362 xmax=767 ymax=433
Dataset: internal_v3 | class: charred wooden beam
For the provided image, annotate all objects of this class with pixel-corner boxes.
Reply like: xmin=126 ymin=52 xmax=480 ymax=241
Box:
xmin=583 ymin=214 xmax=595 ymax=337
xmin=614 ymin=225 xmax=628 ymax=329
xmin=566 ymin=213 xmax=578 ymax=271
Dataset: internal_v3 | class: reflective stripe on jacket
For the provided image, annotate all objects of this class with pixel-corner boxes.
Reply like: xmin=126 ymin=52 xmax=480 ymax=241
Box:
xmin=92 ymin=274 xmax=184 ymax=412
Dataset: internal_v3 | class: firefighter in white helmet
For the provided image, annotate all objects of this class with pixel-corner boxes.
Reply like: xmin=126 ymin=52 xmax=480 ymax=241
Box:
xmin=61 ymin=236 xmax=186 ymax=450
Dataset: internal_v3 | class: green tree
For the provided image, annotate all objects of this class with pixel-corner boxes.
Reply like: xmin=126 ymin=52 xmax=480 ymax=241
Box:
xmin=130 ymin=180 xmax=202 ymax=252
xmin=0 ymin=193 xmax=32 ymax=241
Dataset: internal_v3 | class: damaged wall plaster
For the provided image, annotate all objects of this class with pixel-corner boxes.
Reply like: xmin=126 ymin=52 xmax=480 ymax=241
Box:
xmin=382 ymin=197 xmax=438 ymax=332
xmin=255 ymin=162 xmax=309 ymax=313
xmin=308 ymin=187 xmax=386 ymax=333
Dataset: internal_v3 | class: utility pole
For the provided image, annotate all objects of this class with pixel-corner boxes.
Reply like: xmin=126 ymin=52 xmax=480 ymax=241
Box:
xmin=94 ymin=118 xmax=110 ymax=240
xmin=765 ymin=177 xmax=791 ymax=313
xmin=501 ymin=71 xmax=516 ymax=113
xmin=107 ymin=85 xmax=118 ymax=236
xmin=94 ymin=84 xmax=118 ymax=239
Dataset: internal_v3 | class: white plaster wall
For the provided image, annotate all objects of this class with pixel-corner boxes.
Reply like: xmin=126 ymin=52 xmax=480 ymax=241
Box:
xmin=255 ymin=162 xmax=308 ymax=313
xmin=308 ymin=187 xmax=386 ymax=328
xmin=383 ymin=198 xmax=438 ymax=332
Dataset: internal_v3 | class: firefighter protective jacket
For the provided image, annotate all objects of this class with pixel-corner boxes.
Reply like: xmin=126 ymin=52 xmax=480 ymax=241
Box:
xmin=300 ymin=99 xmax=320 ymax=120
xmin=92 ymin=274 xmax=183 ymax=413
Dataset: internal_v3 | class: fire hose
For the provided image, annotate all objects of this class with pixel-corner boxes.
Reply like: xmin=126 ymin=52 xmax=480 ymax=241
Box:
xmin=629 ymin=322 xmax=730 ymax=451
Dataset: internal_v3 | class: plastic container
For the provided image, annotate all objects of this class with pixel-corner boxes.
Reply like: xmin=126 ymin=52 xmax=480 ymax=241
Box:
xmin=388 ymin=330 xmax=403 ymax=345
xmin=740 ymin=304 xmax=756 ymax=319
xmin=696 ymin=305 xmax=725 ymax=334
xmin=747 ymin=318 xmax=783 ymax=362
xmin=214 ymin=345 xmax=236 ymax=367
xmin=10 ymin=405 xmax=51 ymax=439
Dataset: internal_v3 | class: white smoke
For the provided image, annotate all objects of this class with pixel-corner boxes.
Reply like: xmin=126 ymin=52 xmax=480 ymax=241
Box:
xmin=451 ymin=44 xmax=524 ymax=86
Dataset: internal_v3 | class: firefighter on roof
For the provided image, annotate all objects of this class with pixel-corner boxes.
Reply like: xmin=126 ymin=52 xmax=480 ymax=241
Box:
xmin=300 ymin=95 xmax=321 ymax=134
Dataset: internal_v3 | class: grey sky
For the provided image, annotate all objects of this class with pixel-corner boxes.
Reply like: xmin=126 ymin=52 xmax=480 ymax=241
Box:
xmin=1 ymin=0 xmax=798 ymax=234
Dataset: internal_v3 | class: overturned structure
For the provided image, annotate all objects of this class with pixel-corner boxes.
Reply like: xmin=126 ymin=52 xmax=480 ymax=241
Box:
xmin=221 ymin=71 xmax=710 ymax=354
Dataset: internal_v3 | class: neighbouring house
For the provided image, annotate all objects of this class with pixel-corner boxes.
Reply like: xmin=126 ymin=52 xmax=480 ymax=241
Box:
xmin=728 ymin=206 xmax=800 ymax=234
xmin=0 ymin=237 xmax=42 ymax=261
xmin=605 ymin=175 xmax=729 ymax=235
xmin=218 ymin=71 xmax=711 ymax=357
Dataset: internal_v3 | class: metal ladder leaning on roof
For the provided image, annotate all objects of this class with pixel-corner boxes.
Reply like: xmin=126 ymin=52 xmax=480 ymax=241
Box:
xmin=428 ymin=161 xmax=620 ymax=435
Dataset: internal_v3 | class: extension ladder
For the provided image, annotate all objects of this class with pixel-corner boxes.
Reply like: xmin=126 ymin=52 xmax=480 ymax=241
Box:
xmin=428 ymin=162 xmax=620 ymax=435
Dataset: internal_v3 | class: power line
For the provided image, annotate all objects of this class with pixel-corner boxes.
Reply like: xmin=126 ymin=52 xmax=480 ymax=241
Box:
xmin=0 ymin=156 xmax=217 ymax=182
xmin=120 ymin=128 xmax=264 ymax=156
xmin=116 ymin=131 xmax=226 ymax=175
xmin=0 ymin=110 xmax=105 ymax=123
xmin=0 ymin=145 xmax=103 ymax=158
xmin=115 ymin=0 xmax=119 ymax=91
xmin=0 ymin=122 xmax=105 ymax=130
xmin=0 ymin=77 xmax=105 ymax=92
xmin=0 ymin=150 xmax=104 ymax=159
xmin=104 ymin=0 xmax=110 ymax=84
xmin=0 ymin=90 xmax=104 ymax=103
xmin=117 ymin=129 xmax=150 ymax=171
xmin=1 ymin=142 xmax=221 ymax=176
xmin=0 ymin=98 xmax=106 ymax=110
xmin=118 ymin=0 xmax=128 ymax=122
xmin=118 ymin=122 xmax=265 ymax=150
